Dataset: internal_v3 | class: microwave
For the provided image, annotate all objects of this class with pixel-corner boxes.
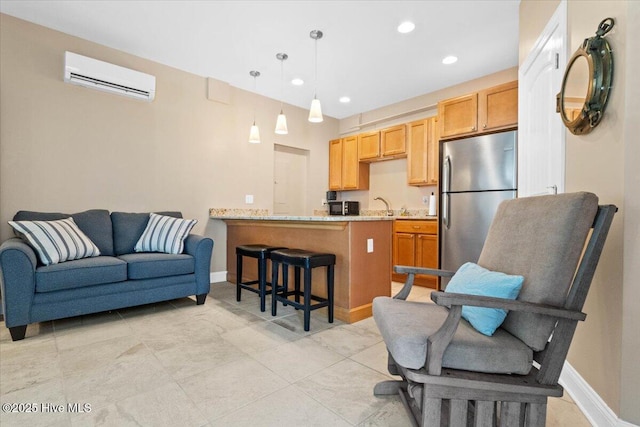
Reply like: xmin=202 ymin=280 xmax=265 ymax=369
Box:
xmin=328 ymin=201 xmax=360 ymax=216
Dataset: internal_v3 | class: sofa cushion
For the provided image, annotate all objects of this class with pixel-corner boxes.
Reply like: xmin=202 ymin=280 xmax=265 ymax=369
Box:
xmin=373 ymin=296 xmax=533 ymax=374
xmin=35 ymin=256 xmax=127 ymax=292
xmin=13 ymin=209 xmax=114 ymax=256
xmin=9 ymin=217 xmax=101 ymax=266
xmin=134 ymin=213 xmax=197 ymax=254
xmin=118 ymin=253 xmax=195 ymax=280
xmin=111 ymin=211 xmax=182 ymax=255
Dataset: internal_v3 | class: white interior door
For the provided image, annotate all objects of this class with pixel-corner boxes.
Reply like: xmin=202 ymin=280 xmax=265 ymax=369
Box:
xmin=518 ymin=1 xmax=567 ymax=197
xmin=273 ymin=145 xmax=308 ymax=215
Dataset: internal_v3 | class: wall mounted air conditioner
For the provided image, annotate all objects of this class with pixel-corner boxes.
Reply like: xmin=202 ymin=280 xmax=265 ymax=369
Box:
xmin=64 ymin=51 xmax=156 ymax=101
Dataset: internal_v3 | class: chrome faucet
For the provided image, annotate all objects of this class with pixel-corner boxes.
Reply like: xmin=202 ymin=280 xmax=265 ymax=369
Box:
xmin=374 ymin=197 xmax=394 ymax=216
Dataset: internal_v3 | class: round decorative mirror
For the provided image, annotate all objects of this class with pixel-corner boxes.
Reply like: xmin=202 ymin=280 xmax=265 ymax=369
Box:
xmin=558 ymin=18 xmax=614 ymax=135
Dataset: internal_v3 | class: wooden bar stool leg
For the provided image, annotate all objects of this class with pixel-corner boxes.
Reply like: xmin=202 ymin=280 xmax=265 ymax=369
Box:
xmin=236 ymin=253 xmax=243 ymax=302
xmin=303 ymin=266 xmax=312 ymax=331
xmin=327 ymin=264 xmax=334 ymax=323
xmin=294 ymin=266 xmax=301 ymax=304
xmin=271 ymin=261 xmax=279 ymax=316
xmin=282 ymin=264 xmax=289 ymax=307
xmin=258 ymin=257 xmax=267 ymax=312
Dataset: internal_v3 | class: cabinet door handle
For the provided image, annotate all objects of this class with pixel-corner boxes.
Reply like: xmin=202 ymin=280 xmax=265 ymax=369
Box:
xmin=472 ymin=126 xmax=476 ymax=131
xmin=483 ymin=124 xmax=487 ymax=129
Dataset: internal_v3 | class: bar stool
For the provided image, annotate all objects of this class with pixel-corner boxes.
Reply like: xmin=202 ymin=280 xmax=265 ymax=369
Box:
xmin=270 ymin=248 xmax=336 ymax=331
xmin=236 ymin=244 xmax=286 ymax=312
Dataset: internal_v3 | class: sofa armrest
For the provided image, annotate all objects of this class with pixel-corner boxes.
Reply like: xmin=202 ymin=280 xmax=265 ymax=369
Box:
xmin=183 ymin=234 xmax=214 ymax=295
xmin=0 ymin=238 xmax=38 ymax=327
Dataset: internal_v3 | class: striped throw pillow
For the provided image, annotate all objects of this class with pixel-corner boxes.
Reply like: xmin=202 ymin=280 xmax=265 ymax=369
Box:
xmin=9 ymin=217 xmax=101 ymax=266
xmin=134 ymin=213 xmax=197 ymax=254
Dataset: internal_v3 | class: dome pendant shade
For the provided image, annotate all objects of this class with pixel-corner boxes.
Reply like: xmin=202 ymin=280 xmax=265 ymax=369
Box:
xmin=249 ymin=122 xmax=261 ymax=143
xmin=275 ymin=111 xmax=288 ymax=134
xmin=308 ymin=98 xmax=323 ymax=123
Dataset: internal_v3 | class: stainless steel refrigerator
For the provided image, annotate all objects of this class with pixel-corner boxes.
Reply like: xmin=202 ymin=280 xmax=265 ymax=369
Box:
xmin=440 ymin=130 xmax=517 ymax=285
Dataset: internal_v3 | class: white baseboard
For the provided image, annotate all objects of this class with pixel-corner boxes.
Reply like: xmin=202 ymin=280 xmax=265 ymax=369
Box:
xmin=210 ymin=271 xmax=227 ymax=284
xmin=560 ymin=361 xmax=637 ymax=427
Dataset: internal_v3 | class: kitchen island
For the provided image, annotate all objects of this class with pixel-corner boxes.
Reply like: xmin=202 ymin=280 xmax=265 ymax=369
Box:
xmin=209 ymin=211 xmax=394 ymax=323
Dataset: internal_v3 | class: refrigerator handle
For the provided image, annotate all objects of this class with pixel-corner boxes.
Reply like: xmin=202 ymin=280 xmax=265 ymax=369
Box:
xmin=443 ymin=155 xmax=451 ymax=193
xmin=442 ymin=155 xmax=451 ymax=229
xmin=443 ymin=193 xmax=450 ymax=229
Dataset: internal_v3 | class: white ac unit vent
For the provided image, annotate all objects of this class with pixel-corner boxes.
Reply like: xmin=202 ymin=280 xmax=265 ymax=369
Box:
xmin=64 ymin=51 xmax=156 ymax=101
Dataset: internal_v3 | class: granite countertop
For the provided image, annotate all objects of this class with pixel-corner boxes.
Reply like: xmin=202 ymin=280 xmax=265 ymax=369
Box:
xmin=209 ymin=208 xmax=436 ymax=222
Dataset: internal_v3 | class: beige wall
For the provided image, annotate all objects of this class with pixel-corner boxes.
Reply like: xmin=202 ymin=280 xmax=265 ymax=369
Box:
xmin=620 ymin=1 xmax=640 ymax=421
xmin=0 ymin=14 xmax=338 ymax=273
xmin=521 ymin=0 xmax=639 ymax=423
xmin=338 ymin=67 xmax=518 ymax=214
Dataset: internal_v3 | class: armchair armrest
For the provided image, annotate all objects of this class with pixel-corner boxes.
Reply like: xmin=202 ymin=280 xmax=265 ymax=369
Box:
xmin=430 ymin=291 xmax=586 ymax=321
xmin=392 ymin=265 xmax=455 ymax=301
xmin=393 ymin=265 xmax=455 ymax=277
xmin=0 ymin=238 xmax=38 ymax=327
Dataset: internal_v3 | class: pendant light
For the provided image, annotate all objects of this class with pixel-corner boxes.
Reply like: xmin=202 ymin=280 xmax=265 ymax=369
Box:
xmin=275 ymin=53 xmax=288 ymax=134
xmin=248 ymin=70 xmax=261 ymax=143
xmin=308 ymin=30 xmax=324 ymax=123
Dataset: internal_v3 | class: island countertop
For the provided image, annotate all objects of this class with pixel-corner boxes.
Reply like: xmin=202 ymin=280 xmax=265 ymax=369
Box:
xmin=209 ymin=208 xmax=435 ymax=222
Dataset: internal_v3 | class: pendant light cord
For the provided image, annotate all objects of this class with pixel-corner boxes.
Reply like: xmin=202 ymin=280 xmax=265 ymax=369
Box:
xmin=280 ymin=58 xmax=284 ymax=111
xmin=313 ymin=37 xmax=318 ymax=98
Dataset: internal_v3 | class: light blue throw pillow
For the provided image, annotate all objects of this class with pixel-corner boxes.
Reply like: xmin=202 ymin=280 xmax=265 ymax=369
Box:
xmin=445 ymin=262 xmax=524 ymax=336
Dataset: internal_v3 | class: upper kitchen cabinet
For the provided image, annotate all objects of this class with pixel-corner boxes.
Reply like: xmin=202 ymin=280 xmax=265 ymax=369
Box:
xmin=358 ymin=125 xmax=407 ymax=162
xmin=407 ymin=117 xmax=439 ymax=186
xmin=380 ymin=124 xmax=407 ymax=158
xmin=438 ymin=80 xmax=518 ymax=140
xmin=358 ymin=131 xmax=380 ymax=161
xmin=328 ymin=137 xmax=370 ymax=191
xmin=328 ymin=138 xmax=343 ymax=190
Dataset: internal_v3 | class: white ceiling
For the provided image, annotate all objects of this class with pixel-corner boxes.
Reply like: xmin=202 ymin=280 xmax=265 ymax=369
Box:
xmin=0 ymin=0 xmax=520 ymax=119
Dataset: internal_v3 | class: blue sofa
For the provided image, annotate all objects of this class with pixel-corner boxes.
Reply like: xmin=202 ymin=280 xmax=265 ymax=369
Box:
xmin=0 ymin=209 xmax=213 ymax=341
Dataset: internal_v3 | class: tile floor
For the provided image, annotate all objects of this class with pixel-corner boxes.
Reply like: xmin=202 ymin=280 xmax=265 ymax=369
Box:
xmin=0 ymin=282 xmax=592 ymax=426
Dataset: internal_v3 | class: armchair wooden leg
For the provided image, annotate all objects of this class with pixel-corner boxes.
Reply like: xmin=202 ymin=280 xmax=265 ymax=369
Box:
xmin=196 ymin=294 xmax=207 ymax=305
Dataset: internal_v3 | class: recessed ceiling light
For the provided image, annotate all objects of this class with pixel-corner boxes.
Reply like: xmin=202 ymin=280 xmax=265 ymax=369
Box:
xmin=339 ymin=96 xmax=351 ymax=103
xmin=397 ymin=21 xmax=415 ymax=34
xmin=291 ymin=78 xmax=304 ymax=86
xmin=442 ymin=55 xmax=458 ymax=65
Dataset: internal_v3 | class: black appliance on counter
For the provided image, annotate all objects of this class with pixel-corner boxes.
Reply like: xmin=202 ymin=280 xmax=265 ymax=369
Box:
xmin=327 ymin=200 xmax=360 ymax=216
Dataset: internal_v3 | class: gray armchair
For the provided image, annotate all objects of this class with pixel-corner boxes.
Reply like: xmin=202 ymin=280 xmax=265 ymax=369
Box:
xmin=373 ymin=192 xmax=616 ymax=426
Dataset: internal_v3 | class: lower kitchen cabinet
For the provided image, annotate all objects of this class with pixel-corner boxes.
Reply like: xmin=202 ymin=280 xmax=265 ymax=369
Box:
xmin=392 ymin=220 xmax=438 ymax=288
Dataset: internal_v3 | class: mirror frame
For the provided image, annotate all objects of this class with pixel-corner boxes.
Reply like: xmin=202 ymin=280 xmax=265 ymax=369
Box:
xmin=558 ymin=18 xmax=614 ymax=135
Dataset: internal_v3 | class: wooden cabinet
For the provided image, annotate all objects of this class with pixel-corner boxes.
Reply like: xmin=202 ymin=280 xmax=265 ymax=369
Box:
xmin=407 ymin=117 xmax=439 ymax=186
xmin=392 ymin=220 xmax=438 ymax=288
xmin=438 ymin=93 xmax=478 ymax=139
xmin=381 ymin=125 xmax=406 ymax=157
xmin=438 ymin=80 xmax=518 ymax=140
xmin=358 ymin=132 xmax=380 ymax=161
xmin=328 ymin=139 xmax=343 ymax=190
xmin=328 ymin=137 xmax=369 ymax=191
xmin=358 ymin=125 xmax=407 ymax=162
